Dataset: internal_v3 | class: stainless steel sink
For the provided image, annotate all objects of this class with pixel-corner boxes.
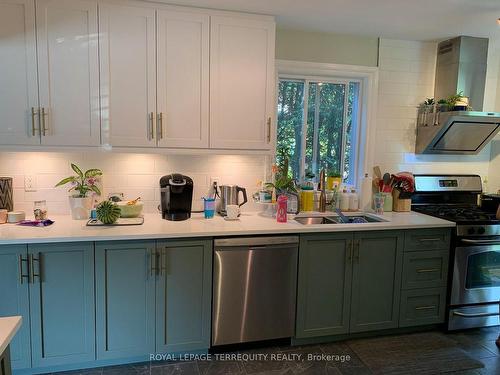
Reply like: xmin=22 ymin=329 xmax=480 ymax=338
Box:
xmin=295 ymin=214 xmax=386 ymax=225
xmin=294 ymin=217 xmax=338 ymax=225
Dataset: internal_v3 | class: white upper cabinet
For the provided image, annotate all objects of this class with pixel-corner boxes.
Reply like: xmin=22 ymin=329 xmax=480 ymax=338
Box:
xmin=36 ymin=0 xmax=100 ymax=146
xmin=209 ymin=16 xmax=275 ymax=150
xmin=99 ymin=2 xmax=157 ymax=148
xmin=0 ymin=0 xmax=39 ymax=145
xmin=156 ymin=10 xmax=209 ymax=149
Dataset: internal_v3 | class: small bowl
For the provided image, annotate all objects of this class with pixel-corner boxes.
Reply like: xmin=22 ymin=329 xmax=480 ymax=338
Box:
xmin=116 ymin=201 xmax=144 ymax=218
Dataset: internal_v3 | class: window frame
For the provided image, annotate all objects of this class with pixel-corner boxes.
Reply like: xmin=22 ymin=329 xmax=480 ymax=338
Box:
xmin=277 ymin=75 xmax=362 ymax=183
xmin=275 ymin=60 xmax=378 ymax=188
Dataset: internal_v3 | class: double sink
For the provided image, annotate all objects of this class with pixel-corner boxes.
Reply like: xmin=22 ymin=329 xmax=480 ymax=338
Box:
xmin=295 ymin=214 xmax=386 ymax=225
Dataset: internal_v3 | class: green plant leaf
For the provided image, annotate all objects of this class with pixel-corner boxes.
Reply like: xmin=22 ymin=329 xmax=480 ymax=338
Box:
xmin=71 ymin=163 xmax=84 ymax=178
xmin=55 ymin=176 xmax=76 ymax=187
xmin=85 ymin=168 xmax=103 ymax=178
xmin=90 ymin=184 xmax=101 ymax=196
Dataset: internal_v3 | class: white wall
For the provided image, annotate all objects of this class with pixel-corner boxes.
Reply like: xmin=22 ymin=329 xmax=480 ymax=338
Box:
xmin=374 ymin=38 xmax=493 ymax=180
xmin=0 ymin=152 xmax=266 ymax=215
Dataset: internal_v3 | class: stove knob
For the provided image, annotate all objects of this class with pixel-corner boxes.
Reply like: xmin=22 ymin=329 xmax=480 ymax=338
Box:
xmin=467 ymin=227 xmax=475 ymax=235
xmin=478 ymin=227 xmax=486 ymax=235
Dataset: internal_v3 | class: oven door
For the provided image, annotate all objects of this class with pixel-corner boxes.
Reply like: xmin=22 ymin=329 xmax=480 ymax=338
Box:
xmin=450 ymin=240 xmax=500 ymax=306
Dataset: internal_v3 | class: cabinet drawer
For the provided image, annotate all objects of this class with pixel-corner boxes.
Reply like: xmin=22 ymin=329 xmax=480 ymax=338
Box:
xmin=404 ymin=229 xmax=451 ymax=252
xmin=399 ymin=288 xmax=446 ymax=327
xmin=402 ymin=250 xmax=449 ymax=289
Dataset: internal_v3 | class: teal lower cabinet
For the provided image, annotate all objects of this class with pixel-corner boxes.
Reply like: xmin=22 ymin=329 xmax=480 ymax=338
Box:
xmin=399 ymin=288 xmax=447 ymax=327
xmin=0 ymin=245 xmax=31 ymax=370
xmin=95 ymin=241 xmax=156 ymax=360
xmin=350 ymin=231 xmax=403 ymax=333
xmin=28 ymin=242 xmax=95 ymax=368
xmin=155 ymin=240 xmax=212 ymax=353
xmin=95 ymin=239 xmax=213 ymax=361
xmin=295 ymin=234 xmax=352 ymax=338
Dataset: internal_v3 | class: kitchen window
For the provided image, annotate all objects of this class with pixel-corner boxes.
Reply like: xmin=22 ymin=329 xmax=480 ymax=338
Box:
xmin=276 ymin=77 xmax=361 ymax=185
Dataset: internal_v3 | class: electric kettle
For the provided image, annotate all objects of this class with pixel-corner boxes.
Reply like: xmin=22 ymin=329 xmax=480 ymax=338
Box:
xmin=217 ymin=185 xmax=248 ymax=216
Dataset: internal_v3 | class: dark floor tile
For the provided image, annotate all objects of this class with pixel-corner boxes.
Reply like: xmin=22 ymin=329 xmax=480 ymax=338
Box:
xmin=478 ymin=356 xmax=500 ymax=374
xmin=320 ymin=342 xmax=366 ymax=369
xmin=150 ymin=362 xmax=198 ymax=375
xmin=197 ymin=360 xmax=245 ymax=375
xmin=102 ymin=363 xmax=151 ymax=375
xmin=52 ymin=369 xmax=103 ymax=375
xmin=480 ymin=340 xmax=500 ymax=356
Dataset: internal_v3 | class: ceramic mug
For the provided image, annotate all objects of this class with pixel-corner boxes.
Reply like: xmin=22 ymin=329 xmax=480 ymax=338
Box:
xmin=226 ymin=204 xmax=240 ymax=219
xmin=0 ymin=209 xmax=7 ymax=224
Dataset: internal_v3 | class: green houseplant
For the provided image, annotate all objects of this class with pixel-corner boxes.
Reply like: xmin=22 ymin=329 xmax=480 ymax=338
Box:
xmin=55 ymin=163 xmax=102 ymax=220
xmin=266 ymin=148 xmax=297 ymax=193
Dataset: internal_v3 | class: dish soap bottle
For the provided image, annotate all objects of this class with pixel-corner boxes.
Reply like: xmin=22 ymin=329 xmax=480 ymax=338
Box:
xmin=339 ymin=188 xmax=350 ymax=211
xmin=349 ymin=188 xmax=359 ymax=211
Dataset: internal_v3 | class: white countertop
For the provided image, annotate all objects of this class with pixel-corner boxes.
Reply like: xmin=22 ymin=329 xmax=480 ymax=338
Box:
xmin=0 ymin=211 xmax=454 ymax=245
xmin=0 ymin=316 xmax=22 ymax=355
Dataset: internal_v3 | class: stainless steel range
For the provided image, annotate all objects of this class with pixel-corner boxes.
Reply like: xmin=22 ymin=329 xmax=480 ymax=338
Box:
xmin=412 ymin=175 xmax=500 ymax=330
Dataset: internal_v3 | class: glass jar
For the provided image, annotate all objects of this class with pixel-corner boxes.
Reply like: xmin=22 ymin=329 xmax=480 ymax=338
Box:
xmin=34 ymin=200 xmax=48 ymax=220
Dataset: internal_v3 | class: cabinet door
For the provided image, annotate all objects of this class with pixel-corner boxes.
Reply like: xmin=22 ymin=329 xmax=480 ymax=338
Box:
xmin=95 ymin=241 xmax=156 ymax=360
xmin=0 ymin=0 xmax=39 ymax=145
xmin=350 ymin=231 xmax=403 ymax=333
xmin=0 ymin=245 xmax=31 ymax=370
xmin=28 ymin=242 xmax=95 ymax=367
xmin=156 ymin=240 xmax=212 ymax=353
xmin=296 ymin=234 xmax=352 ymax=338
xmin=99 ymin=2 xmax=157 ymax=147
xmin=36 ymin=0 xmax=100 ymax=146
xmin=210 ymin=16 xmax=275 ymax=150
xmin=156 ymin=10 xmax=209 ymax=148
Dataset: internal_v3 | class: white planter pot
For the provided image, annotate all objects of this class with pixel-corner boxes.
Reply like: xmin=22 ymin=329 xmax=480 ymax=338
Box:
xmin=68 ymin=196 xmax=93 ymax=220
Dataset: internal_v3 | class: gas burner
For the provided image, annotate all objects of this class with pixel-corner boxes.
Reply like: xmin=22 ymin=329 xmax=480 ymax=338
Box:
xmin=413 ymin=205 xmax=499 ymax=224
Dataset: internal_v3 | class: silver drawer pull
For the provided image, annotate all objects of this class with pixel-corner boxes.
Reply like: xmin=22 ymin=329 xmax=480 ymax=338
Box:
xmin=416 ymin=268 xmax=439 ymax=273
xmin=418 ymin=238 xmax=442 ymax=242
xmin=453 ymin=311 xmax=499 ymax=318
xmin=415 ymin=305 xmax=436 ymax=310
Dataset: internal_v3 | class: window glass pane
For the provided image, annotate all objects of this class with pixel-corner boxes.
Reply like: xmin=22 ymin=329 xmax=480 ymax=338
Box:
xmin=305 ymin=83 xmax=316 ymax=178
xmin=276 ymin=80 xmax=304 ymax=179
xmin=344 ymin=82 xmax=360 ymax=184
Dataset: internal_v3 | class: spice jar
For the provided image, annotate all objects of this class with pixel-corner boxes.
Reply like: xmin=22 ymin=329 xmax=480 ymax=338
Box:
xmin=34 ymin=200 xmax=48 ymax=220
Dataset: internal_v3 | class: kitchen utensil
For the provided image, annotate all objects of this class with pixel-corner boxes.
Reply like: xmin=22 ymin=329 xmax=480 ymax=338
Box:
xmin=217 ymin=185 xmax=248 ymax=216
xmin=226 ymin=204 xmax=240 ymax=220
xmin=160 ymin=174 xmax=193 ymax=221
xmin=335 ymin=208 xmax=350 ymax=223
xmin=116 ymin=201 xmax=144 ymax=218
xmin=382 ymin=173 xmax=392 ymax=192
xmin=373 ymin=166 xmax=382 ymax=180
xmin=0 ymin=177 xmax=13 ymax=211
xmin=7 ymin=211 xmax=25 ymax=223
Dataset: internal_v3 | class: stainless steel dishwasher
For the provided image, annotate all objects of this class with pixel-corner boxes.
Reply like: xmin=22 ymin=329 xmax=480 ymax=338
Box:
xmin=212 ymin=236 xmax=299 ymax=346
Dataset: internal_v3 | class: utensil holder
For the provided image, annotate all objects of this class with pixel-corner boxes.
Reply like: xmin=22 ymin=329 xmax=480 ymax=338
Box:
xmin=0 ymin=177 xmax=13 ymax=211
xmin=392 ymin=189 xmax=411 ymax=212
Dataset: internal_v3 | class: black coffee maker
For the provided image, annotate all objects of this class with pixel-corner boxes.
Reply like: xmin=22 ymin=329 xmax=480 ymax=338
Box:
xmin=160 ymin=174 xmax=193 ymax=221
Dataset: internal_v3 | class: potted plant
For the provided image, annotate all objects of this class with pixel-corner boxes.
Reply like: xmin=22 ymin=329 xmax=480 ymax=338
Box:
xmin=55 ymin=163 xmax=102 ymax=219
xmin=266 ymin=148 xmax=297 ymax=194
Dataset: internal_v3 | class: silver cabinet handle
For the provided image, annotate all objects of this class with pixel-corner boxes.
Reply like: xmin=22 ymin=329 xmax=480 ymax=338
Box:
xmin=41 ymin=107 xmax=48 ymax=136
xmin=453 ymin=311 xmax=499 ymax=318
xmin=157 ymin=112 xmax=164 ymax=140
xmin=267 ymin=117 xmax=271 ymax=143
xmin=31 ymin=107 xmax=39 ymax=136
xmin=416 ymin=268 xmax=440 ymax=273
xmin=19 ymin=255 xmax=30 ymax=284
xmin=418 ymin=238 xmax=442 ymax=242
xmin=160 ymin=248 xmax=166 ymax=276
xmin=149 ymin=112 xmax=155 ymax=140
xmin=29 ymin=253 xmax=41 ymax=283
xmin=461 ymin=239 xmax=500 ymax=245
xmin=149 ymin=249 xmax=158 ymax=276
xmin=415 ymin=305 xmax=436 ymax=311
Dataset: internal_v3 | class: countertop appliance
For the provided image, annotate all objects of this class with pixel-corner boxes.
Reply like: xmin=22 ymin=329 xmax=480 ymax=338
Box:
xmin=416 ymin=36 xmax=500 ymax=155
xmin=411 ymin=174 xmax=500 ymax=330
xmin=212 ymin=236 xmax=298 ymax=346
xmin=217 ymin=185 xmax=248 ymax=216
xmin=481 ymin=194 xmax=500 ymax=214
xmin=159 ymin=174 xmax=193 ymax=221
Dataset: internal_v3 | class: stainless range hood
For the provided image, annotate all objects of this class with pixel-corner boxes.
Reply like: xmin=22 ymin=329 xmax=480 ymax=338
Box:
xmin=415 ymin=36 xmax=500 ymax=155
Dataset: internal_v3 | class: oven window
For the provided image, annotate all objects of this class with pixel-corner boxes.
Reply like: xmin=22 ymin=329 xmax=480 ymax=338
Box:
xmin=466 ymin=251 xmax=500 ymax=289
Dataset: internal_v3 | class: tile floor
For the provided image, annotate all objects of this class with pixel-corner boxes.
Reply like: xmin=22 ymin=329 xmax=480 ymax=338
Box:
xmin=51 ymin=327 xmax=500 ymax=375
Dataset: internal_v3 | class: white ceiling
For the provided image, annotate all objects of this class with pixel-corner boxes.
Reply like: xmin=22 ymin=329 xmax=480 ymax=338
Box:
xmin=168 ymin=0 xmax=500 ymax=41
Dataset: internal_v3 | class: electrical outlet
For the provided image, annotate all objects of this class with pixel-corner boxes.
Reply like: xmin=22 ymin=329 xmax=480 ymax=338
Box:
xmin=24 ymin=175 xmax=37 ymax=192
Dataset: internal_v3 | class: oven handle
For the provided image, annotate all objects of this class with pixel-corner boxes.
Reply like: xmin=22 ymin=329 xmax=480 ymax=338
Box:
xmin=453 ymin=311 xmax=499 ymax=318
xmin=460 ymin=239 xmax=500 ymax=245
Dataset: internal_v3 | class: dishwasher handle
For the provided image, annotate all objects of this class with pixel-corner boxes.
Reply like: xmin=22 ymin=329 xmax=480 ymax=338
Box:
xmin=215 ymin=236 xmax=299 ymax=248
